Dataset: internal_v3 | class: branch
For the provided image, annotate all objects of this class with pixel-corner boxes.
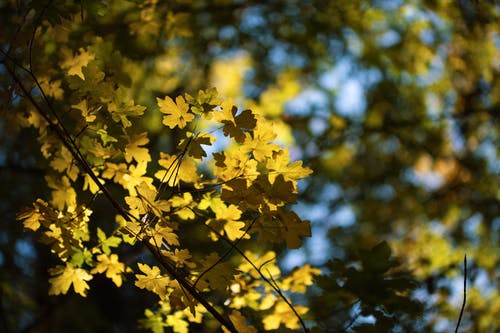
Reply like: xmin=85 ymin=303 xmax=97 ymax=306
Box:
xmin=454 ymin=254 xmax=467 ymax=333
xmin=142 ymin=239 xmax=237 ymax=332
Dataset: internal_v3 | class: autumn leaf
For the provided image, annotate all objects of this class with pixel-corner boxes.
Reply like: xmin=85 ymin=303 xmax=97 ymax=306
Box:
xmin=124 ymin=132 xmax=151 ymax=164
xmin=108 ymin=86 xmax=146 ymax=127
xmin=96 ymin=227 xmax=122 ymax=255
xmin=185 ymin=87 xmax=222 ymax=117
xmin=277 ymin=210 xmax=311 ymax=249
xmin=91 ymin=253 xmax=125 ymax=287
xmin=48 ymin=263 xmax=93 ymax=297
xmin=45 ymin=175 xmax=77 ymax=211
xmin=223 ymin=311 xmax=257 ymax=333
xmin=262 ymin=301 xmax=308 ymax=330
xmin=206 ymin=203 xmax=249 ymax=241
xmin=59 ymin=47 xmax=95 ymax=79
xmin=157 ymin=95 xmax=194 ymax=129
xmin=177 ymin=132 xmax=215 ymax=160
xmin=265 ymin=149 xmax=313 ymax=183
xmin=222 ymin=107 xmax=257 ymax=143
xmin=282 ymin=264 xmax=321 ymax=292
xmin=71 ymin=99 xmax=98 ymax=122
xmin=135 ymin=263 xmax=171 ymax=299
xmin=198 ymin=253 xmax=235 ymax=292
xmin=155 ymin=153 xmax=199 ymax=186
xmin=238 ymin=251 xmax=281 ymax=280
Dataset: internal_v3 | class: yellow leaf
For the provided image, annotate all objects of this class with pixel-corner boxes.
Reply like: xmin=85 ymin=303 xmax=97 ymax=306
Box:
xmin=222 ymin=311 xmax=258 ymax=333
xmin=59 ymin=47 xmax=95 ymax=79
xmin=240 ymin=118 xmax=280 ymax=162
xmin=135 ymin=263 xmax=171 ymax=299
xmin=265 ymin=149 xmax=313 ymax=183
xmin=48 ymin=263 xmax=93 ymax=297
xmin=125 ymin=132 xmax=151 ymax=164
xmin=262 ymin=301 xmax=308 ymax=330
xmin=157 ymin=95 xmax=194 ymax=129
xmin=170 ymin=192 xmax=195 ymax=220
xmin=71 ymin=99 xmax=97 ymax=122
xmin=91 ymin=253 xmax=125 ymax=287
xmin=166 ymin=311 xmax=189 ymax=333
xmin=45 ymin=175 xmax=77 ymax=212
xmin=218 ymin=102 xmax=257 ymax=143
xmin=206 ymin=203 xmax=249 ymax=241
xmin=278 ymin=210 xmax=311 ymax=249
xmin=108 ymin=86 xmax=146 ymax=128
xmin=282 ymin=264 xmax=321 ymax=293
xmin=122 ymin=161 xmax=153 ymax=195
xmin=238 ymin=251 xmax=280 ymax=280
xmin=197 ymin=253 xmax=235 ymax=292
xmin=155 ymin=153 xmax=198 ymax=186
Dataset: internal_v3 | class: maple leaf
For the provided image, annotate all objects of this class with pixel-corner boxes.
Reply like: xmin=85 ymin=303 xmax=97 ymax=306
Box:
xmin=151 ymin=223 xmax=179 ymax=248
xmin=213 ymin=150 xmax=258 ymax=182
xmin=71 ymin=99 xmax=98 ymax=122
xmin=16 ymin=199 xmax=50 ymax=231
xmin=102 ymin=162 xmax=128 ymax=184
xmin=59 ymin=47 xmax=95 ymax=79
xmin=83 ymin=171 xmax=105 ymax=194
xmin=281 ymin=264 xmax=321 ymax=293
xmin=124 ymin=132 xmax=151 ymax=163
xmin=96 ymin=227 xmax=122 ymax=255
xmin=162 ymin=248 xmax=194 ymax=268
xmin=239 ymin=118 xmax=281 ymax=162
xmin=262 ymin=301 xmax=308 ymax=330
xmin=51 ymin=145 xmax=81 ymax=181
xmin=166 ymin=311 xmax=189 ymax=333
xmin=45 ymin=175 xmax=77 ymax=211
xmin=108 ymin=87 xmax=146 ymax=128
xmin=125 ymin=182 xmax=159 ymax=215
xmin=277 ymin=210 xmax=311 ymax=249
xmin=185 ymin=87 xmax=222 ymax=117
xmin=266 ymin=149 xmax=313 ymax=183
xmin=139 ymin=309 xmax=166 ymax=333
xmin=157 ymin=95 xmax=194 ymax=129
xmin=220 ymin=178 xmax=262 ymax=212
xmin=198 ymin=253 xmax=235 ymax=292
xmin=177 ymin=132 xmax=215 ymax=160
xmin=217 ymin=102 xmax=257 ymax=143
xmin=48 ymin=263 xmax=93 ymax=297
xmin=223 ymin=311 xmax=258 ymax=333
xmin=170 ymin=192 xmax=195 ymax=220
xmin=96 ymin=126 xmax=118 ymax=145
xmin=238 ymin=251 xmax=281 ymax=280
xmin=155 ymin=153 xmax=198 ymax=186
xmin=135 ymin=263 xmax=171 ymax=299
xmin=206 ymin=203 xmax=249 ymax=241
xmin=121 ymin=161 xmax=154 ymax=195
xmin=91 ymin=253 xmax=125 ymax=287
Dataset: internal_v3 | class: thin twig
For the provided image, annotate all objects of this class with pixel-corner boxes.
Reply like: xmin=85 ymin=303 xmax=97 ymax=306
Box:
xmin=454 ymin=254 xmax=467 ymax=333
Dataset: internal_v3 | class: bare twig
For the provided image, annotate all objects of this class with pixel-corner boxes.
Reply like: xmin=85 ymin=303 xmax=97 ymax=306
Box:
xmin=454 ymin=254 xmax=467 ymax=333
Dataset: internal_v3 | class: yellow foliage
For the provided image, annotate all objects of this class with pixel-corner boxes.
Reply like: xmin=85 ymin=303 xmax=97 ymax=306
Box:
xmin=48 ymin=263 xmax=93 ymax=297
xmin=59 ymin=47 xmax=95 ymax=79
xmin=135 ymin=263 xmax=171 ymax=299
xmin=210 ymin=53 xmax=252 ymax=99
xmin=262 ymin=301 xmax=308 ymax=330
xmin=91 ymin=253 xmax=125 ymax=287
xmin=157 ymin=95 xmax=194 ymax=129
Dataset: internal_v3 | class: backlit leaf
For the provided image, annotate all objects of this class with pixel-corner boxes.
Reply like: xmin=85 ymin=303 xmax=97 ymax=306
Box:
xmin=48 ymin=263 xmax=93 ymax=297
xmin=157 ymin=95 xmax=194 ymax=129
